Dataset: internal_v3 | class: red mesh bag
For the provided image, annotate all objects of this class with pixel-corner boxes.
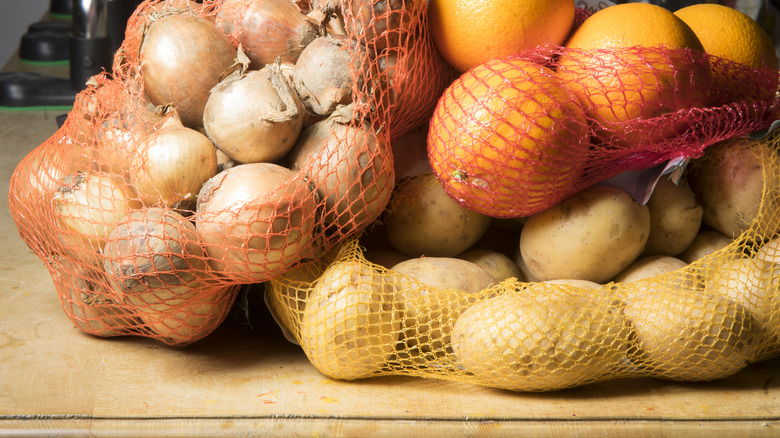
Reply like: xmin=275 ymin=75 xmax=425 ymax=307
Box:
xmin=426 ymin=9 xmax=780 ymax=218
xmin=8 ymin=0 xmax=453 ymax=345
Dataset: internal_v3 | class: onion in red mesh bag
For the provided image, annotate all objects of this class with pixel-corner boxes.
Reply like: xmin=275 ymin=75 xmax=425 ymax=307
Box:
xmin=53 ymin=172 xmax=142 ymax=268
xmin=341 ymin=0 xmax=413 ymax=52
xmin=292 ymin=35 xmax=372 ymax=117
xmin=140 ymin=11 xmax=237 ymax=127
xmin=216 ymin=0 xmax=319 ymax=67
xmin=195 ymin=162 xmax=318 ymax=282
xmin=55 ymin=258 xmax=138 ymax=337
xmin=288 ymin=104 xmax=394 ymax=236
xmin=204 ymin=56 xmax=304 ymax=164
xmin=102 ymin=208 xmax=230 ymax=344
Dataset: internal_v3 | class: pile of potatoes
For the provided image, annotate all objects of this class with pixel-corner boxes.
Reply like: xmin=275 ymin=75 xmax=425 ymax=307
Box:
xmin=268 ymin=133 xmax=780 ymax=390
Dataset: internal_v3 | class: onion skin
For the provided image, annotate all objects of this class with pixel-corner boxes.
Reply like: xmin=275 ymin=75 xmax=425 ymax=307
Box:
xmin=195 ymin=163 xmax=318 ymax=282
xmin=289 ymin=105 xmax=394 ymax=236
xmin=140 ymin=13 xmax=236 ymax=127
xmin=204 ymin=62 xmax=304 ymax=164
xmin=131 ymin=114 xmax=218 ymax=211
xmin=293 ymin=35 xmax=371 ymax=117
xmin=342 ymin=0 xmax=413 ymax=52
xmin=54 ymin=258 xmax=138 ymax=337
xmin=53 ymin=172 xmax=142 ymax=268
xmin=217 ymin=0 xmax=319 ymax=67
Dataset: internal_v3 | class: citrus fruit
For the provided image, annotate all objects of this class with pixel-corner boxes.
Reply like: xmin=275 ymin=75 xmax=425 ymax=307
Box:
xmin=428 ymin=0 xmax=575 ymax=72
xmin=427 ymin=57 xmax=591 ymax=218
xmin=556 ymin=3 xmax=711 ymax=145
xmin=674 ymin=3 xmax=778 ymax=103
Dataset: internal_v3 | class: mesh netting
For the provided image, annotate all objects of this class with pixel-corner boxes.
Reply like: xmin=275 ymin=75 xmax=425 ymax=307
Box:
xmin=8 ymin=0 xmax=452 ymax=346
xmin=267 ymin=132 xmax=780 ymax=390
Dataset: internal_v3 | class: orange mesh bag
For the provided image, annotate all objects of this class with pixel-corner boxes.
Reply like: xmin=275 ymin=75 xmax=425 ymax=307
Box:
xmin=8 ymin=0 xmax=453 ymax=345
xmin=267 ymin=132 xmax=780 ymax=391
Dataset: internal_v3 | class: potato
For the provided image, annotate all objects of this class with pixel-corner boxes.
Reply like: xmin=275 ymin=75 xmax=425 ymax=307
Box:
xmin=391 ymin=257 xmax=495 ymax=358
xmin=642 ymin=177 xmax=703 ymax=257
xmin=385 ymin=173 xmax=492 ymax=257
xmin=300 ymin=260 xmax=399 ymax=380
xmin=451 ymin=287 xmax=630 ymax=391
xmin=622 ymin=288 xmax=761 ymax=381
xmin=706 ymin=250 xmax=780 ymax=342
xmin=614 ymin=255 xmax=689 ymax=283
xmin=520 ymin=185 xmax=650 ymax=283
xmin=543 ymin=279 xmax=602 ymax=290
xmin=687 ymin=136 xmax=780 ymax=239
xmin=678 ymin=230 xmax=733 ymax=264
xmin=458 ymin=248 xmax=524 ymax=283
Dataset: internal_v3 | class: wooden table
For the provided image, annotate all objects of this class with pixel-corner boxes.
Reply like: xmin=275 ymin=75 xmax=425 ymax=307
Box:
xmin=1 ymin=69 xmax=780 ymax=438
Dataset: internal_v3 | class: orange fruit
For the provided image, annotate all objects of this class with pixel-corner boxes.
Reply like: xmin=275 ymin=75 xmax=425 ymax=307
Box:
xmin=556 ymin=3 xmax=711 ymax=145
xmin=674 ymin=4 xmax=778 ymax=71
xmin=427 ymin=57 xmax=591 ymax=218
xmin=674 ymin=4 xmax=778 ymax=103
xmin=428 ymin=0 xmax=575 ymax=72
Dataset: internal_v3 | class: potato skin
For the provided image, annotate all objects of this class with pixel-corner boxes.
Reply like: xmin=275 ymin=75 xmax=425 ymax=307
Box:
xmin=622 ymin=288 xmax=761 ymax=381
xmin=678 ymin=230 xmax=733 ymax=264
xmin=458 ymin=248 xmax=524 ymax=283
xmin=385 ymin=173 xmax=492 ymax=258
xmin=300 ymin=260 xmax=400 ymax=380
xmin=391 ymin=257 xmax=495 ymax=357
xmin=520 ymin=185 xmax=650 ymax=283
xmin=614 ymin=255 xmax=689 ymax=284
xmin=687 ymin=137 xmax=780 ymax=239
xmin=643 ymin=177 xmax=703 ymax=257
xmin=451 ymin=287 xmax=630 ymax=391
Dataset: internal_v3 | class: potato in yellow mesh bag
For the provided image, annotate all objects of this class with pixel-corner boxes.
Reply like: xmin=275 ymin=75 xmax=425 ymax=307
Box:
xmin=300 ymin=260 xmax=400 ymax=380
xmin=450 ymin=285 xmax=630 ymax=392
xmin=622 ymin=285 xmax=761 ymax=382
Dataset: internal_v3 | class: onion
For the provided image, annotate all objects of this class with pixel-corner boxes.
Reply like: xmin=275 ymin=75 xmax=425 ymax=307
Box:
xmin=389 ymin=123 xmax=431 ymax=179
xmin=203 ymin=56 xmax=304 ymax=164
xmin=292 ymin=35 xmax=372 ymax=116
xmin=195 ymin=163 xmax=318 ymax=282
xmin=53 ymin=258 xmax=138 ymax=337
xmin=341 ymin=0 xmax=414 ymax=52
xmin=131 ymin=111 xmax=218 ymax=211
xmin=103 ymin=208 xmax=212 ymax=307
xmin=137 ymin=284 xmax=238 ymax=345
xmin=217 ymin=0 xmax=319 ymax=67
xmin=140 ymin=12 xmax=237 ymax=127
xmin=288 ymin=104 xmax=394 ymax=236
xmin=102 ymin=208 xmax=230 ymax=345
xmin=52 ymin=172 xmax=142 ymax=267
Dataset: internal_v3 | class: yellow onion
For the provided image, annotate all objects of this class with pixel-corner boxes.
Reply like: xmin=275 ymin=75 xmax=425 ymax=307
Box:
xmin=53 ymin=171 xmax=142 ymax=267
xmin=53 ymin=257 xmax=138 ymax=337
xmin=102 ymin=208 xmax=228 ymax=345
xmin=292 ymin=35 xmax=373 ymax=116
xmin=288 ymin=104 xmax=394 ymax=237
xmin=131 ymin=112 xmax=218 ymax=211
xmin=217 ymin=0 xmax=319 ymax=67
xmin=203 ymin=57 xmax=304 ymax=164
xmin=195 ymin=163 xmax=318 ymax=282
xmin=140 ymin=12 xmax=237 ymax=127
xmin=136 ymin=284 xmax=238 ymax=345
xmin=341 ymin=0 xmax=414 ymax=52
